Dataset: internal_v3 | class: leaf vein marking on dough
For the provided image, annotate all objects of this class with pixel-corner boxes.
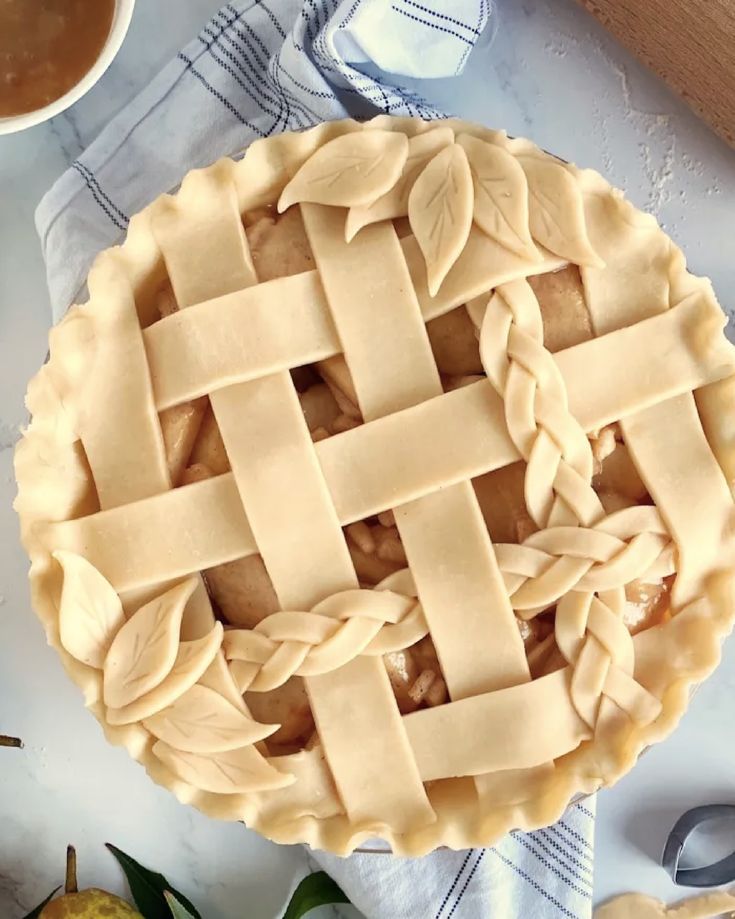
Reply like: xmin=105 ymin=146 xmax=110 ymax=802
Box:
xmin=212 ymin=758 xmax=247 ymax=783
xmin=529 ymin=185 xmax=565 ymax=240
xmin=119 ymin=602 xmax=171 ymax=689
xmin=78 ymin=584 xmax=110 ymax=643
xmin=309 ymin=153 xmax=387 ymax=188
xmin=426 ymin=172 xmax=456 ymax=259
xmin=472 ymin=166 xmax=529 ymax=248
xmin=165 ymin=710 xmax=246 ymax=738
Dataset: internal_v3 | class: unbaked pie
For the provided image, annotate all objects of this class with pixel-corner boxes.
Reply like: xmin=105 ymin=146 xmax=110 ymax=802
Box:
xmin=15 ymin=116 xmax=735 ymax=855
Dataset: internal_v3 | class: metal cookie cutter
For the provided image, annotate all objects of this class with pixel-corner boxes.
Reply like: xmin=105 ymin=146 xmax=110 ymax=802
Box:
xmin=663 ymin=804 xmax=735 ymax=887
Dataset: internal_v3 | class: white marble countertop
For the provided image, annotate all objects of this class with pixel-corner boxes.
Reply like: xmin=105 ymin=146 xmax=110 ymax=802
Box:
xmin=2 ymin=0 xmax=735 ymax=916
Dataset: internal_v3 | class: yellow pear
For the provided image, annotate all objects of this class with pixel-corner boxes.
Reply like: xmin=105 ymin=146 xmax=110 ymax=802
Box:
xmin=40 ymin=887 xmax=142 ymax=918
xmin=39 ymin=845 xmax=143 ymax=919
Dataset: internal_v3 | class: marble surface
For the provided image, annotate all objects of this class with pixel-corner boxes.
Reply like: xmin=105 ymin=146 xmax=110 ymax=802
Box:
xmin=1 ymin=0 xmax=735 ymax=916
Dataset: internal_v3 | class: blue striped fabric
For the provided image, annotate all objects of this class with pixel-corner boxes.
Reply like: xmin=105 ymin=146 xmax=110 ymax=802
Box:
xmin=312 ymin=800 xmax=595 ymax=918
xmin=35 ymin=3 xmax=596 ymax=916
xmin=38 ymin=0 xmax=488 ymax=319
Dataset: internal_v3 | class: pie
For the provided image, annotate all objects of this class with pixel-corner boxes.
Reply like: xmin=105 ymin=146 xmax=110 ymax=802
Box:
xmin=14 ymin=116 xmax=735 ymax=856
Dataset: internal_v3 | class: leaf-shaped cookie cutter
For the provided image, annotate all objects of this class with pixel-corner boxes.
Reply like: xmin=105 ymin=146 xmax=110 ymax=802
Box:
xmin=662 ymin=804 xmax=735 ymax=886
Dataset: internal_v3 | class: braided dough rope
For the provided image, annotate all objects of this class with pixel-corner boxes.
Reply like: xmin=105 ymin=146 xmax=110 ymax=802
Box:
xmin=495 ymin=505 xmax=676 ymax=615
xmin=465 ymin=275 xmax=674 ymax=730
xmin=469 ymin=278 xmax=603 ymax=529
xmin=220 ymin=567 xmax=662 ymax=737
xmin=555 ymin=590 xmax=662 ymax=731
xmin=223 ymin=571 xmax=427 ymax=693
xmin=14 ymin=115 xmax=735 ymax=856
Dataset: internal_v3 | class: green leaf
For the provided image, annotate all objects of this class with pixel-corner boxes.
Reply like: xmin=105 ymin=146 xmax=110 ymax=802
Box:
xmin=106 ymin=843 xmax=202 ymax=919
xmin=21 ymin=886 xmax=60 ymax=919
xmin=283 ymin=871 xmax=350 ymax=919
xmin=164 ymin=890 xmax=199 ymax=919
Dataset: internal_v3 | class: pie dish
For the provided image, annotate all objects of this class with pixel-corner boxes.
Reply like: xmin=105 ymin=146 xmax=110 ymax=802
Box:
xmin=14 ymin=115 xmax=735 ymax=856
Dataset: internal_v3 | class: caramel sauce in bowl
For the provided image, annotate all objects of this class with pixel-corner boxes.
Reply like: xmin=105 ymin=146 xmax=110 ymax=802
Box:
xmin=0 ymin=0 xmax=135 ymax=135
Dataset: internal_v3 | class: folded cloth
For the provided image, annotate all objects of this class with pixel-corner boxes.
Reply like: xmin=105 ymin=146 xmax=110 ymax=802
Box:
xmin=35 ymin=2 xmax=596 ymax=916
xmin=37 ymin=0 xmax=491 ymax=319
xmin=310 ymin=803 xmax=595 ymax=919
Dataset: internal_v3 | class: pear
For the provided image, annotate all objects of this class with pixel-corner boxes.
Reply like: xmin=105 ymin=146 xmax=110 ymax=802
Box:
xmin=40 ymin=845 xmax=142 ymax=919
xmin=41 ymin=889 xmax=142 ymax=918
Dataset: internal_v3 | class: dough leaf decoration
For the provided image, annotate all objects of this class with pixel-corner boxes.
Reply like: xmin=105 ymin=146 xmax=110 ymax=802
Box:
xmin=103 ymin=578 xmax=197 ymax=709
xmin=518 ymin=154 xmax=604 ymax=267
xmin=144 ymin=683 xmax=278 ymax=752
xmin=408 ymin=143 xmax=474 ymax=296
xmin=106 ymin=622 xmax=224 ymax=725
xmin=54 ymin=550 xmax=125 ymax=669
xmin=345 ymin=127 xmax=455 ymax=241
xmin=594 ymin=889 xmax=735 ymax=919
xmin=457 ymin=133 xmax=540 ymax=260
xmin=278 ymin=130 xmax=409 ymax=212
xmin=153 ymin=739 xmax=295 ymax=793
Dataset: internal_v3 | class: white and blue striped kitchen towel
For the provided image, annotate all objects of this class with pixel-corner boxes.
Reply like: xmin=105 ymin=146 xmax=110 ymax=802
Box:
xmin=37 ymin=0 xmax=490 ymax=319
xmin=313 ymin=805 xmax=595 ymax=918
xmin=35 ymin=1 xmax=596 ymax=917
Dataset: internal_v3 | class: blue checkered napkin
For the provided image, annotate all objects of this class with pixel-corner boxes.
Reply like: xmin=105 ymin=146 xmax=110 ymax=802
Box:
xmin=35 ymin=2 xmax=595 ymax=916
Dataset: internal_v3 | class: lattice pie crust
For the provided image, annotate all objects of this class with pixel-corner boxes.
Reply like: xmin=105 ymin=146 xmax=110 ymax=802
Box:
xmin=14 ymin=116 xmax=735 ymax=855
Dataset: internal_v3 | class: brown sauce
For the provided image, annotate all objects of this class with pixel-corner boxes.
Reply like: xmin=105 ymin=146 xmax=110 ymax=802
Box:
xmin=0 ymin=0 xmax=115 ymax=118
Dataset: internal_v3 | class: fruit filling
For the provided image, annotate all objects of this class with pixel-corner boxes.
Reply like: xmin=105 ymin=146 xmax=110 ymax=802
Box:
xmin=150 ymin=207 xmax=671 ymax=753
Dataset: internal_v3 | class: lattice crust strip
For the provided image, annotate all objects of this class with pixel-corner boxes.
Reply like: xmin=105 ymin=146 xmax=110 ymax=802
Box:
xmin=45 ymin=291 xmax=731 ymax=595
xmin=160 ymin=176 xmax=435 ymax=832
xmin=14 ymin=115 xmax=735 ymax=857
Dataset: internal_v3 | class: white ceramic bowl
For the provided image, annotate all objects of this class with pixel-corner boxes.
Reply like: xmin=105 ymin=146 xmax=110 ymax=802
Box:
xmin=0 ymin=0 xmax=136 ymax=136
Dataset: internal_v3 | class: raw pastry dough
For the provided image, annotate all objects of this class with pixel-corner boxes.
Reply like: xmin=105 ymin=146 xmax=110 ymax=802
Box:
xmin=595 ymin=890 xmax=735 ymax=919
xmin=15 ymin=116 xmax=735 ymax=855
